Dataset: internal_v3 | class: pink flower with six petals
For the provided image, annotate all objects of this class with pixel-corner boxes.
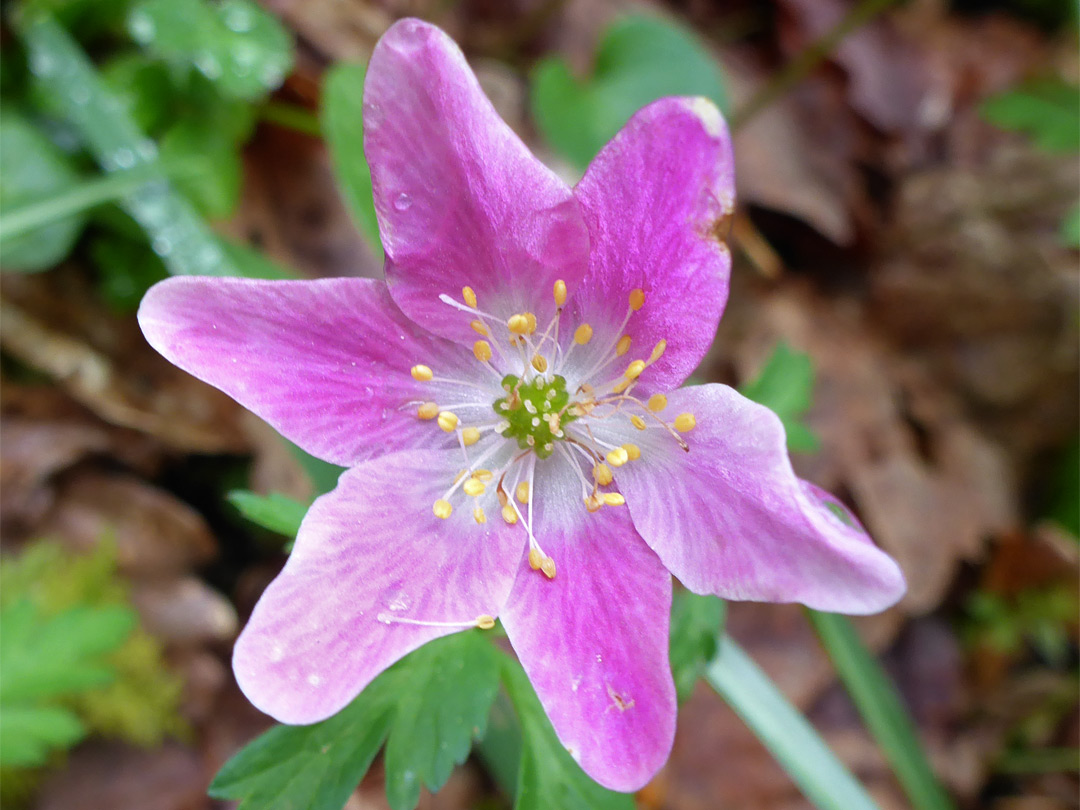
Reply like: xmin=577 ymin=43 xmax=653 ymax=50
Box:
xmin=138 ymin=18 xmax=905 ymax=792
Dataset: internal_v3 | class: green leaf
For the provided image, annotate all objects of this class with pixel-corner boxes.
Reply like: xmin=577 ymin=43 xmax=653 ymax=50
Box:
xmin=981 ymin=80 xmax=1080 ymax=154
xmin=100 ymin=52 xmax=176 ymax=135
xmin=501 ymin=656 xmax=634 ymax=810
xmin=739 ymin=341 xmax=821 ymax=454
xmin=808 ymin=611 xmax=955 ymax=810
xmin=128 ymin=0 xmax=293 ymax=101
xmin=321 ymin=62 xmax=382 ymax=257
xmin=90 ymin=232 xmax=169 ymax=312
xmin=1061 ymin=201 xmax=1080 ymax=248
xmin=669 ymin=592 xmax=725 ymax=703
xmin=0 ymin=107 xmax=86 ymax=271
xmin=210 ymin=632 xmax=501 ymax=810
xmin=18 ymin=16 xmax=250 ymax=277
xmin=0 ymin=705 xmax=86 ymax=768
xmin=531 ymin=15 xmax=730 ymax=169
xmin=227 ymin=490 xmax=308 ymax=538
xmin=383 ymin=633 xmax=502 ymax=810
xmin=158 ymin=119 xmax=242 ymax=218
xmin=286 ymin=439 xmax=346 ymax=496
xmin=705 ymin=636 xmax=881 ymax=810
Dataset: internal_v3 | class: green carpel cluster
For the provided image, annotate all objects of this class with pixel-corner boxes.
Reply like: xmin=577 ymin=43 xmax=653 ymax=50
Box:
xmin=494 ymin=374 xmax=577 ymax=458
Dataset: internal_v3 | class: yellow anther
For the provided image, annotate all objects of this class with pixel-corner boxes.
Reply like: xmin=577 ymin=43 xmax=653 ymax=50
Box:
xmin=508 ymin=314 xmax=530 ymax=335
xmin=463 ymin=477 xmax=486 ymax=497
xmin=574 ymin=323 xmax=594 ymax=345
xmin=674 ymin=412 xmax=697 ymax=433
xmin=474 ymin=340 xmax=493 ymax=362
xmin=553 ymin=279 xmax=567 ymax=307
xmin=593 ymin=463 xmax=614 ymax=485
xmin=647 ymin=393 xmax=668 ymax=412
xmin=606 ymin=447 xmax=630 ymax=467
xmin=612 ymin=378 xmax=634 ymax=395
xmin=501 ymin=504 xmax=519 ymax=525
xmin=629 ymin=288 xmax=645 ymax=311
xmin=603 ymin=492 xmax=626 ymax=506
xmin=624 ymin=360 xmax=646 ymax=379
xmin=411 ymin=364 xmax=433 ymax=381
xmin=470 ymin=319 xmax=489 ymax=336
xmin=515 ymin=481 xmax=530 ymax=504
xmin=616 ymin=335 xmax=632 ymax=356
xmin=433 ymin=499 xmax=452 ymax=519
xmin=540 ymin=556 xmax=556 ymax=579
xmin=462 ymin=286 xmax=477 ymax=308
xmin=461 ymin=427 xmax=481 ymax=446
xmin=418 ymin=401 xmax=440 ymax=420
xmin=531 ymin=354 xmax=548 ymax=373
xmin=473 ymin=505 xmax=487 ymax=524
xmin=528 ymin=548 xmax=543 ymax=570
xmin=476 ymin=614 xmax=495 ymax=629
xmin=584 ymin=493 xmax=604 ymax=512
xmin=525 ymin=312 xmax=538 ymax=334
xmin=622 ymin=443 xmax=641 ymax=461
xmin=473 ymin=469 xmax=494 ymax=481
xmin=437 ymin=411 xmax=459 ymax=432
xmin=631 ymin=415 xmax=647 ymax=430
xmin=649 ymin=340 xmax=667 ymax=364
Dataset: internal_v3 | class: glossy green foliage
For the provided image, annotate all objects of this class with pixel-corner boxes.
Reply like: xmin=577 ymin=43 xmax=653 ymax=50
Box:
xmin=669 ymin=592 xmax=725 ymax=703
xmin=739 ymin=341 xmax=821 ymax=453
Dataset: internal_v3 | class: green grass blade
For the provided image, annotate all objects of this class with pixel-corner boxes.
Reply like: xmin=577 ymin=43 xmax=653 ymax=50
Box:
xmin=705 ymin=636 xmax=881 ymax=810
xmin=18 ymin=16 xmax=256 ymax=277
xmin=808 ymin=611 xmax=955 ymax=810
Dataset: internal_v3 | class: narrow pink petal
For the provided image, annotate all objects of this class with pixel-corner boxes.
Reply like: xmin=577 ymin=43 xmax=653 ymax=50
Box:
xmin=364 ymin=19 xmax=590 ymax=344
xmin=500 ymin=459 xmax=675 ymax=792
xmin=138 ymin=276 xmax=482 ymax=467
xmin=233 ymin=450 xmax=523 ymax=724
xmin=566 ymin=97 xmax=734 ymax=393
xmin=615 ymin=384 xmax=906 ymax=613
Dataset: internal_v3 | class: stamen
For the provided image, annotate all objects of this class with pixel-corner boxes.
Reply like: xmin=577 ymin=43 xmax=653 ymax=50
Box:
xmin=622 ymin=443 xmax=641 ymax=461
xmin=515 ymin=481 xmax=530 ymax=504
xmin=474 ymin=341 xmax=493 ymax=362
xmin=473 ymin=505 xmax=487 ymax=524
xmin=418 ymin=402 xmax=440 ymax=420
xmin=648 ymin=340 xmax=667 ymax=364
xmin=477 ymin=615 xmax=496 ymax=630
xmin=540 ymin=556 xmax=556 ymax=579
xmin=531 ymin=354 xmax=548 ymax=373
xmin=528 ymin=548 xmax=543 ymax=570
xmin=647 ymin=394 xmax=667 ymax=412
xmin=411 ymin=364 xmax=433 ymax=381
xmin=461 ymin=427 xmax=481 ymax=446
xmin=508 ymin=313 xmax=529 ymax=335
xmin=525 ymin=312 xmax=538 ymax=334
xmin=606 ymin=447 xmax=630 ymax=467
xmin=433 ymin=499 xmax=453 ymax=519
xmin=674 ymin=413 xmax=697 ymax=432
xmin=574 ymin=324 xmax=593 ymax=344
xmin=602 ymin=493 xmax=626 ymax=506
xmin=463 ymin=477 xmax=486 ymax=497
xmin=593 ymin=463 xmax=613 ymax=485
xmin=462 ymin=286 xmax=477 ymax=308
xmin=631 ymin=415 xmax=647 ymax=430
xmin=437 ymin=411 xmax=459 ymax=432
xmin=629 ymin=288 xmax=645 ymax=311
xmin=624 ymin=360 xmax=646 ymax=379
xmin=501 ymin=503 xmax=519 ymax=524
xmin=616 ymin=335 xmax=632 ymax=356
xmin=584 ymin=493 xmax=604 ymax=512
xmin=470 ymin=319 xmax=489 ymax=336
xmin=377 ymin=612 xmax=493 ymax=630
xmin=553 ymin=279 xmax=567 ymax=307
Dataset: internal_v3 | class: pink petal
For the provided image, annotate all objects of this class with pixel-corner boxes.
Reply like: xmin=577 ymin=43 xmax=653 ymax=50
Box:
xmin=500 ymin=459 xmax=675 ymax=792
xmin=364 ymin=19 xmax=590 ymax=344
xmin=614 ymin=384 xmax=906 ymax=613
xmin=233 ymin=450 xmax=523 ymax=724
xmin=566 ymin=97 xmax=734 ymax=393
xmin=138 ymin=276 xmax=480 ymax=467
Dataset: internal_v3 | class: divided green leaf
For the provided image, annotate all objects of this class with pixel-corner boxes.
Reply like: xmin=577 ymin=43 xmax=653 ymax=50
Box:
xmin=669 ymin=592 xmax=725 ymax=703
xmin=127 ymin=0 xmax=294 ymax=101
xmin=210 ymin=631 xmax=501 ymax=810
xmin=532 ymin=15 xmax=729 ymax=168
xmin=501 ymin=657 xmax=634 ymax=810
xmin=0 ymin=107 xmax=87 ymax=271
xmin=228 ymin=490 xmax=309 ymax=538
xmin=739 ymin=341 xmax=820 ymax=453
xmin=322 ymin=62 xmax=383 ymax=257
xmin=981 ymin=80 xmax=1080 ymax=154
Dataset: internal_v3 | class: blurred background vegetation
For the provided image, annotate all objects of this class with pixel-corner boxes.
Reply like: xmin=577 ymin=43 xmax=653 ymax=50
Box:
xmin=0 ymin=0 xmax=1076 ymax=808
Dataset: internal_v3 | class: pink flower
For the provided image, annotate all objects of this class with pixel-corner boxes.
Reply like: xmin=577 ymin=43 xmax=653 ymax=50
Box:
xmin=138 ymin=19 xmax=904 ymax=792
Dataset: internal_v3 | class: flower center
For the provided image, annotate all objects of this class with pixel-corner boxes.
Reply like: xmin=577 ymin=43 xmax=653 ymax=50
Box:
xmin=494 ymin=373 xmax=577 ymax=459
